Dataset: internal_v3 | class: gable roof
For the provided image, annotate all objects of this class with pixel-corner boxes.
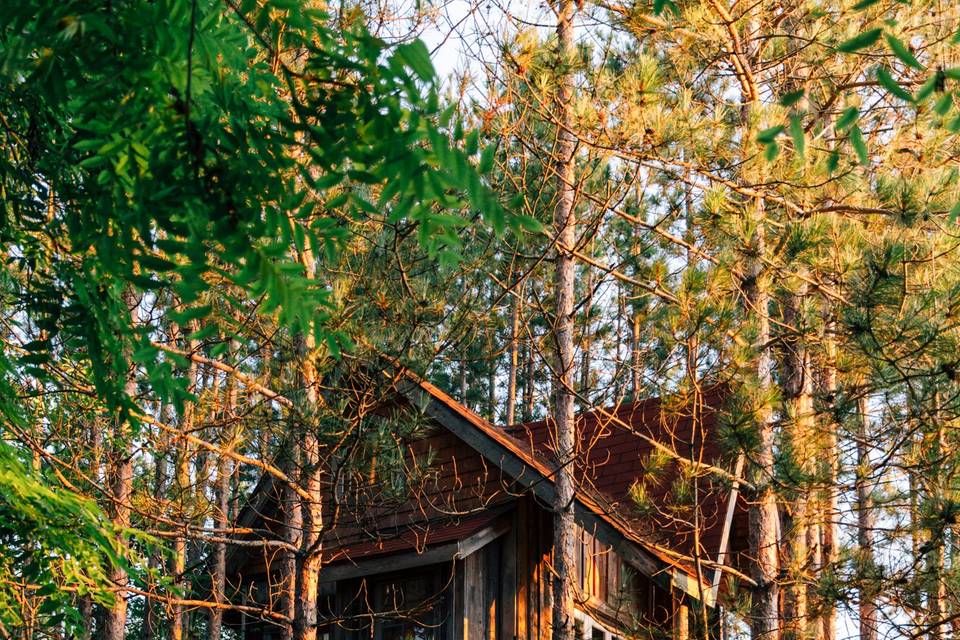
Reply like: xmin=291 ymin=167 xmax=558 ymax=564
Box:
xmin=229 ymin=364 xmax=747 ymax=606
xmin=515 ymin=388 xmax=749 ymax=564
xmin=389 ymin=367 xmax=745 ymax=605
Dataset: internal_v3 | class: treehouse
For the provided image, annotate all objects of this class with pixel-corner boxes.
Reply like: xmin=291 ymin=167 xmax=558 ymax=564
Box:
xmin=224 ymin=367 xmax=749 ymax=640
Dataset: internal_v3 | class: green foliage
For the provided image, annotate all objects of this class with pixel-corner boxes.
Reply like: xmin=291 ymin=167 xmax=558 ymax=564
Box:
xmin=0 ymin=0 xmax=510 ymax=416
xmin=0 ymin=349 xmax=128 ymax=632
xmin=837 ymin=28 xmax=882 ymax=53
xmin=0 ymin=0 xmax=518 ymax=626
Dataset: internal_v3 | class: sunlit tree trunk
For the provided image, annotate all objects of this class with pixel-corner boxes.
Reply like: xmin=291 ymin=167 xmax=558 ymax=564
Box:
xmin=170 ymin=320 xmax=199 ymax=640
xmin=856 ymin=396 xmax=877 ymax=640
xmin=143 ymin=406 xmax=169 ymax=640
xmin=524 ymin=337 xmax=535 ymax=421
xmin=550 ymin=0 xmax=578 ymax=637
xmin=292 ymin=246 xmax=323 ymax=640
xmin=208 ymin=360 xmax=236 ymax=640
xmin=100 ymin=290 xmax=140 ymax=640
xmin=926 ymin=398 xmax=947 ymax=640
xmin=630 ymin=312 xmax=641 ymax=397
xmin=745 ymin=196 xmax=780 ymax=640
xmin=579 ymin=258 xmax=594 ymax=405
xmin=781 ymin=283 xmax=812 ymax=640
xmin=506 ymin=276 xmax=523 ymax=425
xmin=818 ymin=317 xmax=839 ymax=640
xmin=732 ymin=9 xmax=780 ymax=637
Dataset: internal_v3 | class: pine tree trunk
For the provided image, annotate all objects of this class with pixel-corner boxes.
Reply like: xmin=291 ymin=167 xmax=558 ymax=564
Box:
xmin=170 ymin=321 xmax=199 ymax=640
xmin=207 ymin=449 xmax=230 ymax=639
xmin=208 ymin=343 xmax=238 ymax=640
xmin=551 ymin=1 xmax=577 ymax=638
xmin=100 ymin=291 xmax=140 ymax=640
xmin=292 ymin=247 xmax=323 ymax=640
xmin=506 ymin=278 xmax=522 ymax=425
xmin=283 ymin=447 xmax=302 ymax=640
xmin=143 ymin=410 xmax=169 ymax=640
xmin=781 ymin=285 xmax=812 ymax=640
xmin=926 ymin=402 xmax=947 ymax=640
xmin=856 ymin=397 xmax=877 ymax=640
xmin=744 ymin=198 xmax=780 ymax=640
xmin=819 ymin=321 xmax=840 ymax=640
xmin=489 ymin=359 xmax=498 ymax=422
xmin=82 ymin=415 xmax=103 ymax=640
xmin=615 ymin=282 xmax=625 ymax=400
xmin=631 ymin=312 xmax=641 ymax=397
xmin=579 ymin=260 xmax=593 ymax=405
xmin=524 ymin=337 xmax=535 ymax=421
xmin=79 ymin=595 xmax=93 ymax=640
xmin=738 ymin=15 xmax=780 ymax=635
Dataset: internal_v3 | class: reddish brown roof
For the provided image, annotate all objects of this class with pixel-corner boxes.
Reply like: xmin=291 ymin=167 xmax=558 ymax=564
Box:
xmin=396 ymin=371 xmax=744 ymax=583
xmin=513 ymin=389 xmax=749 ymax=565
xmin=323 ymin=507 xmax=508 ymax=565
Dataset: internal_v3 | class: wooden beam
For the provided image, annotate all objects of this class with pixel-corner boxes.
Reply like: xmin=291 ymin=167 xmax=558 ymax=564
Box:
xmin=711 ymin=454 xmax=745 ymax=604
xmin=320 ymin=520 xmax=509 ymax=583
xmin=320 ymin=543 xmax=460 ymax=583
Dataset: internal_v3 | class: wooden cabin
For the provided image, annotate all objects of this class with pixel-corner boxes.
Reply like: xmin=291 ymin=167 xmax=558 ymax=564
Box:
xmin=224 ymin=368 xmax=749 ymax=640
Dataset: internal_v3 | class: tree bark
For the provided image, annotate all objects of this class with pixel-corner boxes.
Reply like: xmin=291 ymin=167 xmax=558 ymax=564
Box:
xmin=579 ymin=257 xmax=594 ymax=406
xmin=744 ymin=196 xmax=780 ymax=640
xmin=170 ymin=320 xmax=199 ymax=640
xmin=856 ymin=397 xmax=877 ymax=640
xmin=551 ymin=1 xmax=578 ymax=638
xmin=737 ymin=12 xmax=780 ymax=636
xmin=143 ymin=406 xmax=170 ymax=640
xmin=631 ymin=312 xmax=641 ymax=397
xmin=292 ymin=246 xmax=323 ymax=640
xmin=819 ymin=319 xmax=840 ymax=640
xmin=506 ymin=276 xmax=523 ymax=425
xmin=781 ymin=284 xmax=812 ymax=640
xmin=100 ymin=290 xmax=140 ymax=640
xmin=524 ymin=338 xmax=535 ymax=421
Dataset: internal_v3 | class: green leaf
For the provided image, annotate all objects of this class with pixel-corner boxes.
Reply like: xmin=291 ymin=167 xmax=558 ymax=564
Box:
xmin=515 ymin=215 xmax=545 ymax=233
xmin=479 ymin=143 xmax=496 ymax=174
xmin=950 ymin=201 xmax=960 ymax=224
xmin=779 ymin=90 xmax=805 ymax=107
xmin=836 ymin=106 xmax=860 ymax=131
xmin=826 ymin=150 xmax=840 ymax=174
xmin=849 ymin=126 xmax=869 ymax=165
xmin=885 ymin=34 xmax=924 ymax=70
xmin=852 ymin=0 xmax=881 ymax=9
xmin=756 ymin=125 xmax=785 ymax=144
xmin=876 ymin=67 xmax=914 ymax=102
xmin=764 ymin=141 xmax=780 ymax=162
xmin=947 ymin=113 xmax=960 ymax=133
xmin=170 ymin=305 xmax=213 ymax=325
xmin=395 ymin=40 xmax=435 ymax=82
xmin=837 ymin=28 xmax=882 ymax=53
xmin=652 ymin=0 xmax=681 ymax=17
xmin=943 ymin=68 xmax=960 ymax=81
xmin=464 ymin=129 xmax=479 ymax=156
xmin=934 ymin=92 xmax=953 ymax=116
xmin=137 ymin=254 xmax=176 ymax=272
xmin=914 ymin=75 xmax=939 ymax=103
xmin=186 ymin=323 xmax=218 ymax=341
xmin=789 ymin=114 xmax=805 ymax=157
